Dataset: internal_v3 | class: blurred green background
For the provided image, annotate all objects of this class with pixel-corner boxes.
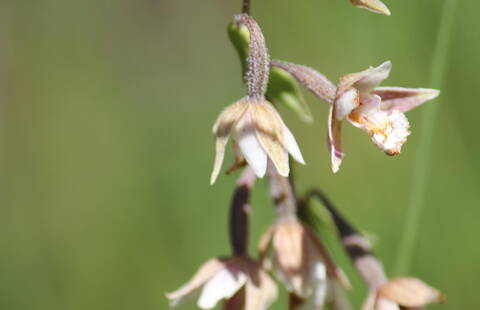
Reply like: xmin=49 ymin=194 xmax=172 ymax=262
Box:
xmin=0 ymin=0 xmax=478 ymax=309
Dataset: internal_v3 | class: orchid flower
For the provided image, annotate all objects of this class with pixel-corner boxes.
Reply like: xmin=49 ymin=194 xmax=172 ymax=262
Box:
xmin=210 ymin=14 xmax=304 ymax=184
xmin=166 ymin=257 xmax=277 ymax=310
xmin=329 ymin=61 xmax=439 ymax=172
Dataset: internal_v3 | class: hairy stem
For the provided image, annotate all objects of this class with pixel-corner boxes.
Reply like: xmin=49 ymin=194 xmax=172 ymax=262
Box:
xmin=395 ymin=0 xmax=458 ymax=275
xmin=242 ymin=0 xmax=251 ymax=14
xmin=236 ymin=14 xmax=270 ymax=99
xmin=229 ymin=168 xmax=256 ymax=256
xmin=270 ymin=60 xmax=336 ymax=104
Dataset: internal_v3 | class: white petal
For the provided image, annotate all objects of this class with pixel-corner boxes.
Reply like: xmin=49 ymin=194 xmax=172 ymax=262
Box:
xmin=198 ymin=269 xmax=247 ymax=309
xmin=236 ymin=111 xmax=268 ymax=178
xmin=166 ymin=259 xmax=225 ymax=307
xmin=238 ymin=132 xmax=268 ymax=178
xmin=283 ymin=124 xmax=305 ymax=165
xmin=335 ymin=88 xmax=359 ymax=120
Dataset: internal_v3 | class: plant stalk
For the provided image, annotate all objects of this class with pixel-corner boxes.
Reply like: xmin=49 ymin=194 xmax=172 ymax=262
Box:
xmin=395 ymin=0 xmax=458 ymax=275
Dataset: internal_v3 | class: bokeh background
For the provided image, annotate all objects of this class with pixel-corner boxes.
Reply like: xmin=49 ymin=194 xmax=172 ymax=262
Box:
xmin=0 ymin=0 xmax=478 ymax=309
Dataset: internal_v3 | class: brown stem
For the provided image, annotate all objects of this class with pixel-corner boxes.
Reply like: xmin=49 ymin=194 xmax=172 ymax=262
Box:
xmin=236 ymin=14 xmax=270 ymax=99
xmin=229 ymin=168 xmax=256 ymax=256
xmin=305 ymin=189 xmax=388 ymax=288
xmin=242 ymin=0 xmax=251 ymax=14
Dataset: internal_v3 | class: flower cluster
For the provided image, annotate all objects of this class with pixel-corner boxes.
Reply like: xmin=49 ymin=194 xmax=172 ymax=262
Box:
xmin=167 ymin=1 xmax=444 ymax=310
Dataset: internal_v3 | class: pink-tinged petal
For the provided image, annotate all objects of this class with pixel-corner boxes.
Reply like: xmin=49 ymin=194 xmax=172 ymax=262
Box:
xmin=375 ymin=297 xmax=400 ymax=310
xmin=373 ymin=87 xmax=440 ymax=113
xmin=166 ymin=259 xmax=226 ymax=307
xmin=350 ymin=0 xmax=391 ymax=16
xmin=378 ymin=277 xmax=445 ymax=308
xmin=328 ymin=104 xmax=344 ymax=173
xmin=337 ymin=61 xmax=391 ymax=97
xmin=271 ymin=221 xmax=307 ymax=297
xmin=236 ymin=109 xmax=268 ymax=178
xmin=253 ymin=102 xmax=289 ymax=177
xmin=211 ymin=100 xmax=249 ymax=184
xmin=355 ymin=61 xmax=392 ymax=93
xmin=198 ymin=268 xmax=247 ymax=309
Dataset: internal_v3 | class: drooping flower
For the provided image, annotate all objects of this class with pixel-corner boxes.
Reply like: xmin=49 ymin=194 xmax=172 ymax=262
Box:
xmin=304 ymin=190 xmax=445 ymax=310
xmin=211 ymin=98 xmax=304 ymax=184
xmin=350 ymin=0 xmax=391 ymax=16
xmin=166 ymin=256 xmax=278 ymax=310
xmin=210 ymin=14 xmax=304 ymax=184
xmin=258 ymin=219 xmax=347 ymax=309
xmin=329 ymin=61 xmax=440 ymax=172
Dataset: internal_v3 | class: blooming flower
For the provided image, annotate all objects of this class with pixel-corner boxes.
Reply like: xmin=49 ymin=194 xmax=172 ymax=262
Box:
xmin=211 ymin=97 xmax=304 ymax=184
xmin=329 ymin=61 xmax=440 ymax=172
xmin=166 ymin=256 xmax=278 ymax=310
xmin=258 ymin=219 xmax=347 ymax=309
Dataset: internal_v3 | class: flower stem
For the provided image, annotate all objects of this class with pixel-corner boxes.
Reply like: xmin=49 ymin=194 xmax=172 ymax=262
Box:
xmin=395 ymin=0 xmax=458 ymax=276
xmin=267 ymin=162 xmax=297 ymax=221
xmin=229 ymin=168 xmax=256 ymax=256
xmin=236 ymin=14 xmax=270 ymax=99
xmin=242 ymin=0 xmax=251 ymax=14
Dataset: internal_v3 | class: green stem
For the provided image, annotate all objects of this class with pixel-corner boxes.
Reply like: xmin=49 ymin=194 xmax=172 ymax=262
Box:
xmin=395 ymin=0 xmax=458 ymax=275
